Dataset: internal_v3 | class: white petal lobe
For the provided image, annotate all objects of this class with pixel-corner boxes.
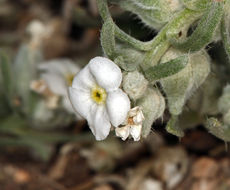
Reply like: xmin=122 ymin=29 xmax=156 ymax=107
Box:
xmin=68 ymin=87 xmax=92 ymax=118
xmin=115 ymin=126 xmax=130 ymax=141
xmin=89 ymin=57 xmax=122 ymax=91
xmin=106 ymin=89 xmax=130 ymax=127
xmin=130 ymin=125 xmax=142 ymax=141
xmin=39 ymin=59 xmax=80 ymax=75
xmin=87 ymin=105 xmax=111 ymax=140
xmin=41 ymin=73 xmax=66 ymax=96
xmin=72 ymin=65 xmax=95 ymax=91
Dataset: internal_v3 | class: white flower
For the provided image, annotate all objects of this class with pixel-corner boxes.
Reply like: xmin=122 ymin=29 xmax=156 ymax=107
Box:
xmin=38 ymin=59 xmax=81 ymax=114
xmin=115 ymin=106 xmax=144 ymax=141
xmin=68 ymin=57 xmax=131 ymax=140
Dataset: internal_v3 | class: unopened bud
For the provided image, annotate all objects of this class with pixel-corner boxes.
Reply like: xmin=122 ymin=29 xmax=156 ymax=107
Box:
xmin=137 ymin=88 xmax=165 ymax=137
xmin=122 ymin=71 xmax=148 ymax=100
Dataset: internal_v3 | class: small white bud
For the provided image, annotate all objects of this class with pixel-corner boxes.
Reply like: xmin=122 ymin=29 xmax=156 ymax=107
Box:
xmin=130 ymin=124 xmax=142 ymax=141
xmin=116 ymin=106 xmax=144 ymax=141
xmin=115 ymin=126 xmax=130 ymax=141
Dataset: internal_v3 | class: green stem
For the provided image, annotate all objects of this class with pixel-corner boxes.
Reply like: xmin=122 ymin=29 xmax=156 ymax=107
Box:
xmin=114 ymin=25 xmax=155 ymax=51
xmin=141 ymin=8 xmax=201 ymax=70
xmin=97 ymin=0 xmax=157 ymax=51
xmin=96 ymin=0 xmax=111 ymax=21
xmin=97 ymin=0 xmax=202 ymax=69
xmin=169 ymin=1 xmax=224 ymax=52
xmin=141 ymin=40 xmax=170 ymax=70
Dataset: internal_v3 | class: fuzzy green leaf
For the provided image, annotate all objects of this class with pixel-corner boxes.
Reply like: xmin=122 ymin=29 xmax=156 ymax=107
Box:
xmin=160 ymin=49 xmax=210 ymax=115
xmin=181 ymin=0 xmax=210 ymax=11
xmin=144 ymin=55 xmax=189 ymax=82
xmin=136 ymin=88 xmax=165 ymax=137
xmin=169 ymin=1 xmax=224 ymax=52
xmin=166 ymin=115 xmax=184 ymax=137
xmin=101 ymin=18 xmax=116 ymax=59
xmin=221 ymin=13 xmax=230 ymax=63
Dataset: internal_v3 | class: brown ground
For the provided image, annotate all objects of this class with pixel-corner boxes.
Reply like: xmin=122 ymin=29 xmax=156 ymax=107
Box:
xmin=0 ymin=128 xmax=230 ymax=190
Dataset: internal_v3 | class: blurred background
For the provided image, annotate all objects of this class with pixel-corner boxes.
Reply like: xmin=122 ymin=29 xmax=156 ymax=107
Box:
xmin=0 ymin=0 xmax=230 ymax=190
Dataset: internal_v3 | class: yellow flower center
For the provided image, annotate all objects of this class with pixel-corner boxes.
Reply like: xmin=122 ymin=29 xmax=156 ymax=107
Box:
xmin=66 ymin=74 xmax=75 ymax=86
xmin=91 ymin=85 xmax=107 ymax=104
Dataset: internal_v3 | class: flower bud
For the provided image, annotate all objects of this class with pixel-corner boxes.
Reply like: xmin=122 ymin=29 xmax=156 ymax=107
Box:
xmin=122 ymin=71 xmax=148 ymax=100
xmin=136 ymin=88 xmax=165 ymax=137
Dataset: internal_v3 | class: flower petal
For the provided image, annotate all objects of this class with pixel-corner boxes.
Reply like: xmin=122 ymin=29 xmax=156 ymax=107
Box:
xmin=130 ymin=125 xmax=142 ymax=141
xmin=88 ymin=57 xmax=122 ymax=91
xmin=68 ymin=87 xmax=92 ymax=119
xmin=41 ymin=73 xmax=66 ymax=96
xmin=72 ymin=65 xmax=95 ymax=91
xmin=87 ymin=104 xmax=111 ymax=140
xmin=115 ymin=126 xmax=130 ymax=141
xmin=106 ymin=89 xmax=130 ymax=127
xmin=39 ymin=59 xmax=80 ymax=76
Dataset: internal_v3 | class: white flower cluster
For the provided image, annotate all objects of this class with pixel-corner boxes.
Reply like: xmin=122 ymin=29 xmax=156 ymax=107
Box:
xmin=31 ymin=56 xmax=144 ymax=141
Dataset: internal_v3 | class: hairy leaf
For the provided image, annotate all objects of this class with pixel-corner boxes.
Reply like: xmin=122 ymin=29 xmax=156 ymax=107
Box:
xmin=169 ymin=1 xmax=224 ymax=52
xmin=144 ymin=55 xmax=189 ymax=82
xmin=136 ymin=88 xmax=165 ymax=137
xmin=181 ymin=0 xmax=210 ymax=11
xmin=206 ymin=117 xmax=230 ymax=142
xmin=160 ymin=49 xmax=210 ymax=115
xmin=166 ymin=115 xmax=184 ymax=137
xmin=221 ymin=13 xmax=230 ymax=62
xmin=101 ymin=18 xmax=116 ymax=59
